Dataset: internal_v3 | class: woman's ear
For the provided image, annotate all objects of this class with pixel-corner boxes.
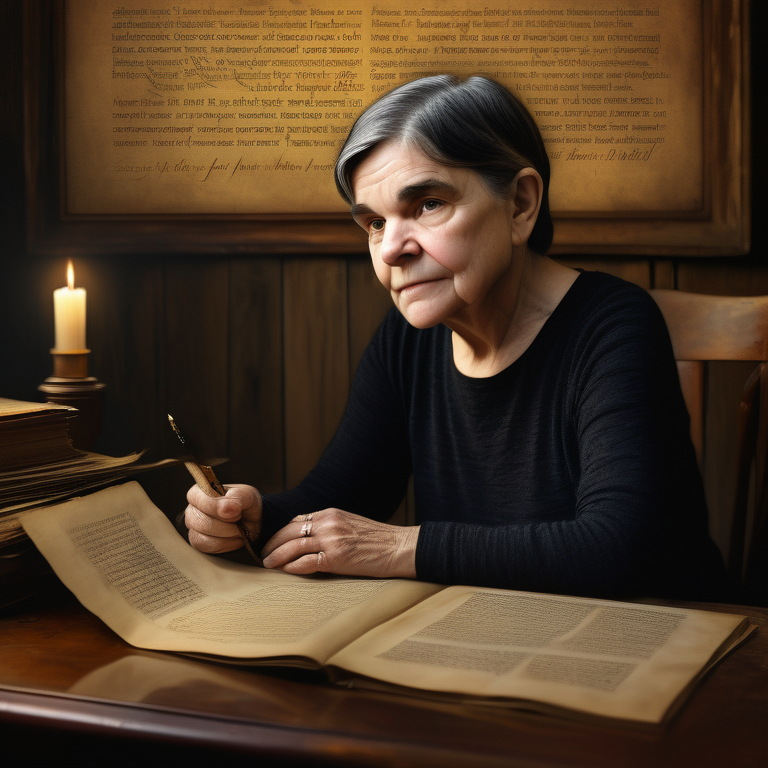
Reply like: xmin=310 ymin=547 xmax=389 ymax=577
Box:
xmin=507 ymin=168 xmax=543 ymax=246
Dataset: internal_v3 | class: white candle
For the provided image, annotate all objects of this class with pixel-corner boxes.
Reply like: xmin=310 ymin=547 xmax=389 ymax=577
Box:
xmin=53 ymin=260 xmax=87 ymax=351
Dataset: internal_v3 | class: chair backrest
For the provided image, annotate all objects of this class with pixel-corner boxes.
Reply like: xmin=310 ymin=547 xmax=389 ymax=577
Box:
xmin=650 ymin=289 xmax=768 ymax=605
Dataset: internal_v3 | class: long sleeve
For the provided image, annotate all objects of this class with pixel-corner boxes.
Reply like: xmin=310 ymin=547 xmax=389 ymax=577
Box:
xmin=261 ymin=272 xmax=725 ymax=600
xmin=413 ymin=273 xmax=725 ymax=599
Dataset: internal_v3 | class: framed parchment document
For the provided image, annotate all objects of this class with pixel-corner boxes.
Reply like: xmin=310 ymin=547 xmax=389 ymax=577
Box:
xmin=25 ymin=0 xmax=749 ymax=255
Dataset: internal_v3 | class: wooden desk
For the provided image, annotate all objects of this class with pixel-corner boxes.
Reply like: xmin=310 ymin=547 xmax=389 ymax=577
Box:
xmin=1 ymin=585 xmax=767 ymax=766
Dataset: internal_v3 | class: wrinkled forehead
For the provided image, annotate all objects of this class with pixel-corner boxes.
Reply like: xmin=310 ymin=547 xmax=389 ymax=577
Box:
xmin=350 ymin=139 xmax=465 ymax=205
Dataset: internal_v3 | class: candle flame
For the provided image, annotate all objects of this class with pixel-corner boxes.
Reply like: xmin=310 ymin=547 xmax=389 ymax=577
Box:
xmin=67 ymin=260 xmax=75 ymax=290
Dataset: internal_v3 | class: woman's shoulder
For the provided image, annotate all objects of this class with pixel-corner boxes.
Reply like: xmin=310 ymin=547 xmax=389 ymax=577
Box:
xmin=562 ymin=270 xmax=665 ymax=331
xmin=570 ymin=269 xmax=655 ymax=305
xmin=552 ymin=271 xmax=676 ymax=383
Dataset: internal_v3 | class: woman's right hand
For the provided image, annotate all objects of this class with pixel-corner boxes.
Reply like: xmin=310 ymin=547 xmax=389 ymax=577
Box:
xmin=184 ymin=483 xmax=262 ymax=554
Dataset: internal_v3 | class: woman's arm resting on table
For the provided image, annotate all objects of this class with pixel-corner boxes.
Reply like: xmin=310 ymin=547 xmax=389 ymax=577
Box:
xmin=262 ymin=509 xmax=420 ymax=579
xmin=185 ymin=483 xmax=262 ymax=554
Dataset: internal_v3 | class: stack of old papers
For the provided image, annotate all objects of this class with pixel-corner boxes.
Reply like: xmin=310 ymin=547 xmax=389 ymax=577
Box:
xmin=0 ymin=398 xmax=175 ymax=605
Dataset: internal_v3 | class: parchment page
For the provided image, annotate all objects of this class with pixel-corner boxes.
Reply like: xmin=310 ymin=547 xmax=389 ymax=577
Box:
xmin=329 ymin=586 xmax=748 ymax=723
xmin=65 ymin=0 xmax=701 ymax=214
xmin=0 ymin=398 xmax=73 ymax=418
xmin=21 ymin=481 xmax=442 ymax=663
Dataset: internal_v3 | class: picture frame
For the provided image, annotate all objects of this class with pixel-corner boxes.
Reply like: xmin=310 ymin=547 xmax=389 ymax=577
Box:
xmin=24 ymin=0 xmax=750 ymax=256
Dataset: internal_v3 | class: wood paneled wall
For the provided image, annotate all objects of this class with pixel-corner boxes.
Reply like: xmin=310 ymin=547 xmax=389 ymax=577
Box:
xmin=2 ymin=252 xmax=761 ymax=563
xmin=0 ymin=254 xmax=396 ymax=517
xmin=1 ymin=1 xmax=765 ymax=568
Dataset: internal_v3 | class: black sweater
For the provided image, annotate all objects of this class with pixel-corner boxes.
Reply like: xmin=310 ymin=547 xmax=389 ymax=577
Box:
xmin=262 ymin=271 xmax=726 ymax=600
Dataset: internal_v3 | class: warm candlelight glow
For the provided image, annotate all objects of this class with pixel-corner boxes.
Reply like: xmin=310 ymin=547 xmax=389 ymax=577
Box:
xmin=54 ymin=260 xmax=87 ymax=352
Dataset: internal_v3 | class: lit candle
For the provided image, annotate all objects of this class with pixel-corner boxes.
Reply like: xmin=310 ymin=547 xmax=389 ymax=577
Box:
xmin=53 ymin=260 xmax=87 ymax=351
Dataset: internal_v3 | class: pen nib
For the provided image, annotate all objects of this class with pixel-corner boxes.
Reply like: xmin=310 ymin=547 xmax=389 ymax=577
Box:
xmin=167 ymin=414 xmax=186 ymax=445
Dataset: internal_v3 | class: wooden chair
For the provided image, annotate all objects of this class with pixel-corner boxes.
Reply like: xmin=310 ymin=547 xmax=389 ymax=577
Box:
xmin=650 ymin=289 xmax=768 ymax=605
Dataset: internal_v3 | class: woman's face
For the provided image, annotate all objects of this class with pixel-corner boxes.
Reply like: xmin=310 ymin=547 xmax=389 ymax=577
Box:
xmin=350 ymin=140 xmax=520 ymax=330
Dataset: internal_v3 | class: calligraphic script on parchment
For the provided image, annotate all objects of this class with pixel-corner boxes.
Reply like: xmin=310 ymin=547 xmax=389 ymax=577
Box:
xmin=65 ymin=0 xmax=702 ymax=215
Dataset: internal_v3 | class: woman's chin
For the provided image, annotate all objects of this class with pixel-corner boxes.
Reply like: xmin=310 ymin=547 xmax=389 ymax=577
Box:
xmin=396 ymin=307 xmax=444 ymax=330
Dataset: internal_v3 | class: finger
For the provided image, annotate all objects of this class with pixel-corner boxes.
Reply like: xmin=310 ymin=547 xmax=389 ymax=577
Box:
xmin=185 ymin=504 xmax=242 ymax=540
xmin=188 ymin=527 xmax=245 ymax=554
xmin=278 ymin=551 xmax=327 ymax=575
xmin=186 ymin=484 xmax=241 ymax=522
xmin=262 ymin=516 xmax=317 ymax=558
xmin=262 ymin=531 xmax=319 ymax=568
xmin=223 ymin=484 xmax=263 ymax=523
xmin=186 ymin=483 xmax=261 ymax=523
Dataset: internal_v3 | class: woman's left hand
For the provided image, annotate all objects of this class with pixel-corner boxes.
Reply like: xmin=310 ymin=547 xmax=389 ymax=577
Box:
xmin=261 ymin=509 xmax=419 ymax=578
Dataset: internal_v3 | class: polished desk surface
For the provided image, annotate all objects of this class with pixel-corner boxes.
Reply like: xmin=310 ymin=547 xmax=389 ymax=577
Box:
xmin=1 ymin=584 xmax=767 ymax=767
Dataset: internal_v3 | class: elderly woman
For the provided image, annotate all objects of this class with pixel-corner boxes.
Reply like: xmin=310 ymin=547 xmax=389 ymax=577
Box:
xmin=185 ymin=75 xmax=725 ymax=600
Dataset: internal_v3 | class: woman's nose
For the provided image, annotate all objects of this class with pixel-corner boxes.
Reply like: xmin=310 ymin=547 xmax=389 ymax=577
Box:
xmin=379 ymin=220 xmax=420 ymax=265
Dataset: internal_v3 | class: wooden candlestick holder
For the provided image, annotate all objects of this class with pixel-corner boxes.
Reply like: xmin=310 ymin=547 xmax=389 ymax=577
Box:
xmin=39 ymin=350 xmax=106 ymax=450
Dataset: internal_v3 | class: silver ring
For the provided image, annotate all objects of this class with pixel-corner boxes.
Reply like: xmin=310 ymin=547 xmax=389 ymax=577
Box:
xmin=300 ymin=522 xmax=312 ymax=537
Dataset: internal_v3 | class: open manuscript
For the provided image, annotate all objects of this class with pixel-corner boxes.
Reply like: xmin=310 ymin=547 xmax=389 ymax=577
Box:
xmin=22 ymin=482 xmax=754 ymax=725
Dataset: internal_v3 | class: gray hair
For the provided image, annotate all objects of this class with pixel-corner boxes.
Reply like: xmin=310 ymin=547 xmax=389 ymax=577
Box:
xmin=335 ymin=75 xmax=553 ymax=255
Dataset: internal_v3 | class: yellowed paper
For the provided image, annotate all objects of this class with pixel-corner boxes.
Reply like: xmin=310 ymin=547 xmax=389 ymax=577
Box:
xmin=65 ymin=0 xmax=702 ymax=215
xmin=21 ymin=481 xmax=441 ymax=663
xmin=330 ymin=585 xmax=746 ymax=723
xmin=21 ymin=482 xmax=751 ymax=723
